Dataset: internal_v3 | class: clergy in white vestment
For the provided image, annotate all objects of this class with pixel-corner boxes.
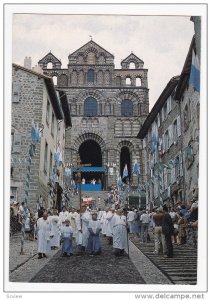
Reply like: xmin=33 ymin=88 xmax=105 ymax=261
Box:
xmin=36 ymin=212 xmax=53 ymax=259
xmin=101 ymin=208 xmax=109 ymax=235
xmin=86 ymin=211 xmax=102 ymax=255
xmin=59 ymin=206 xmax=69 ymax=223
xmin=49 ymin=209 xmax=61 ymax=249
xmin=112 ymin=209 xmax=128 ymax=256
xmin=81 ymin=206 xmax=91 ymax=250
xmin=60 ymin=219 xmax=73 ymax=256
xmin=106 ymin=208 xmax=115 ymax=244
xmin=69 ymin=208 xmax=78 ymax=238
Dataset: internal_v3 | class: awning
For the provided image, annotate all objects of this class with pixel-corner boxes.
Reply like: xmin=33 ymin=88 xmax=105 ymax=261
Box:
xmin=73 ymin=167 xmax=105 ymax=172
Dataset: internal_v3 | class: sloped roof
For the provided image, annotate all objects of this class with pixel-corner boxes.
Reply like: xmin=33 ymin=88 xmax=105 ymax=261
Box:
xmin=175 ymin=36 xmax=195 ymax=101
xmin=121 ymin=53 xmax=144 ymax=64
xmin=58 ymin=90 xmax=72 ymax=128
xmin=12 ymin=63 xmax=63 ymax=120
xmin=68 ymin=40 xmax=114 ymax=58
xmin=38 ymin=51 xmax=61 ymax=64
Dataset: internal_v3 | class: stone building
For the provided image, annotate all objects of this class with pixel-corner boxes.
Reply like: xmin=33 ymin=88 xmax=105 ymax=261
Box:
xmin=11 ymin=64 xmax=71 ymax=210
xmin=38 ymin=40 xmax=149 ymax=188
xmin=137 ymin=76 xmax=183 ymax=208
xmin=175 ymin=35 xmax=200 ymax=203
xmin=137 ymin=35 xmax=200 ymax=208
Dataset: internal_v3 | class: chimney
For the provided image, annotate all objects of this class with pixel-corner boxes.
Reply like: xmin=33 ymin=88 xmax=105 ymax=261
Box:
xmin=24 ymin=56 xmax=32 ymax=69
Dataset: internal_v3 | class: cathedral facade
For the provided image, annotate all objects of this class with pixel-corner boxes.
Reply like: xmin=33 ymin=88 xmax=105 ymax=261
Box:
xmin=38 ymin=40 xmax=149 ymax=188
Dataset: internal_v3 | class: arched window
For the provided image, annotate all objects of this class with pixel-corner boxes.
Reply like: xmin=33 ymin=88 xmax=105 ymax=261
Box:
xmin=87 ymin=52 xmax=95 ymax=64
xmin=121 ymin=100 xmax=133 ymax=116
xmin=136 ymin=77 xmax=142 ymax=86
xmin=129 ymin=62 xmax=136 ymax=69
xmin=87 ymin=69 xmax=95 ymax=83
xmin=47 ymin=62 xmax=53 ymax=69
xmin=126 ymin=77 xmax=132 ymax=85
xmin=84 ymin=97 xmax=97 ymax=116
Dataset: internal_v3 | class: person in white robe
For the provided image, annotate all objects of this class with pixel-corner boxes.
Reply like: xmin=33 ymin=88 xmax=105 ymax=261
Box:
xmin=59 ymin=206 xmax=69 ymax=223
xmin=106 ymin=208 xmax=115 ymax=244
xmin=49 ymin=209 xmax=60 ymax=249
xmin=68 ymin=208 xmax=78 ymax=238
xmin=36 ymin=212 xmax=53 ymax=259
xmin=60 ymin=219 xmax=73 ymax=256
xmin=81 ymin=207 xmax=91 ymax=250
xmin=101 ymin=208 xmax=109 ymax=235
xmin=112 ymin=209 xmax=128 ymax=256
xmin=86 ymin=211 xmax=102 ymax=255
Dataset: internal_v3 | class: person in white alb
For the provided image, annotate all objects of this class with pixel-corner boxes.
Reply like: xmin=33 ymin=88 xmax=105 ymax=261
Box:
xmin=59 ymin=206 xmax=69 ymax=223
xmin=49 ymin=209 xmax=60 ymax=249
xmin=112 ymin=209 xmax=128 ymax=256
xmin=36 ymin=212 xmax=53 ymax=259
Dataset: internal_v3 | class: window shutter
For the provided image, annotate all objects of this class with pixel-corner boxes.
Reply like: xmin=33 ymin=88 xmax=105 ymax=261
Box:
xmin=162 ymin=134 xmax=165 ymax=151
xmin=179 ymin=152 xmax=183 ymax=176
xmin=167 ymin=98 xmax=170 ymax=114
xmin=164 ymin=168 xmax=168 ymax=190
xmin=169 ymin=125 xmax=173 ymax=146
xmin=171 ymin=166 xmax=176 ymax=183
xmin=177 ymin=115 xmax=181 ymax=137
xmin=168 ymin=96 xmax=172 ymax=113
xmin=162 ymin=108 xmax=164 ymax=122
xmin=12 ymin=132 xmax=22 ymax=153
xmin=158 ymin=112 xmax=160 ymax=127
xmin=12 ymin=83 xmax=21 ymax=103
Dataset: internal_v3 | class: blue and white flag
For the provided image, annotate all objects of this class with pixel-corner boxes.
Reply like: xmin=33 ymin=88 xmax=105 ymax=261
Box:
xmin=189 ymin=49 xmax=200 ymax=92
xmin=122 ymin=164 xmax=128 ymax=178
xmin=117 ymin=176 xmax=123 ymax=189
xmin=133 ymin=159 xmax=141 ymax=176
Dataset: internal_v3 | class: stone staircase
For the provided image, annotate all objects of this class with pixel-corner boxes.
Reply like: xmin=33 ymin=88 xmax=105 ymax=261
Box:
xmin=67 ymin=190 xmax=109 ymax=209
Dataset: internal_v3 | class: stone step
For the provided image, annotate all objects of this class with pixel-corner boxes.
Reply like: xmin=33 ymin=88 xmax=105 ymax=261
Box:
xmin=67 ymin=191 xmax=109 ymax=209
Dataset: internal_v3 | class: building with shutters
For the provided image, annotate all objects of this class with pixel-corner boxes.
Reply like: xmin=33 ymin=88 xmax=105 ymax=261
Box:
xmin=137 ymin=76 xmax=183 ymax=208
xmin=174 ymin=35 xmax=200 ymax=203
xmin=137 ymin=33 xmax=200 ymax=208
xmin=11 ymin=64 xmax=71 ymax=210
xmin=38 ymin=40 xmax=149 ymax=188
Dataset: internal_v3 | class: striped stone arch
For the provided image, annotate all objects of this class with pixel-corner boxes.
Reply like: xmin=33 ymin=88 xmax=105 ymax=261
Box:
xmin=116 ymin=140 xmax=135 ymax=153
xmin=77 ymin=89 xmax=104 ymax=103
xmin=117 ymin=90 xmax=139 ymax=104
xmin=73 ymin=132 xmax=106 ymax=152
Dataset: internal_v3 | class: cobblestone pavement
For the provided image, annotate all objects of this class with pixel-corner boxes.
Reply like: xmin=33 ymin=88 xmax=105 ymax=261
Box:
xmin=9 ymin=232 xmax=60 ymax=282
xmin=130 ymin=234 xmax=198 ymax=285
xmin=30 ymin=235 xmax=145 ymax=284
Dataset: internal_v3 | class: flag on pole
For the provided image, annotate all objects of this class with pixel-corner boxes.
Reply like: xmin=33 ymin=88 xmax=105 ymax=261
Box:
xmin=122 ymin=164 xmax=128 ymax=178
xmin=133 ymin=159 xmax=141 ymax=176
xmin=189 ymin=49 xmax=200 ymax=92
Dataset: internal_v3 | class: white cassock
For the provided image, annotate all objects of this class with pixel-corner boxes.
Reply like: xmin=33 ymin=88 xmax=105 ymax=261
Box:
xmin=81 ymin=211 xmax=91 ymax=247
xmin=69 ymin=212 xmax=78 ymax=238
xmin=37 ymin=217 xmax=52 ymax=254
xmin=75 ymin=214 xmax=83 ymax=246
xmin=106 ymin=211 xmax=114 ymax=237
xmin=112 ymin=214 xmax=128 ymax=253
xmin=59 ymin=211 xmax=69 ymax=223
xmin=100 ymin=211 xmax=107 ymax=234
xmin=48 ymin=215 xmax=61 ymax=248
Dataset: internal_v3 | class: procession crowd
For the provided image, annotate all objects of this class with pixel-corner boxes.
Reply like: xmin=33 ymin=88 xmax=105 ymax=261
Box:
xmin=10 ymin=193 xmax=198 ymax=260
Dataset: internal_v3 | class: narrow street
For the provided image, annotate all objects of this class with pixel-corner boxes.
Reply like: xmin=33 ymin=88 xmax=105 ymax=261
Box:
xmin=30 ymin=235 xmax=145 ymax=284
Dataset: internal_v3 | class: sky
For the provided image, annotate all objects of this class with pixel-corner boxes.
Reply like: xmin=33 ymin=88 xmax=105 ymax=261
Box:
xmin=12 ymin=14 xmax=194 ymax=110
